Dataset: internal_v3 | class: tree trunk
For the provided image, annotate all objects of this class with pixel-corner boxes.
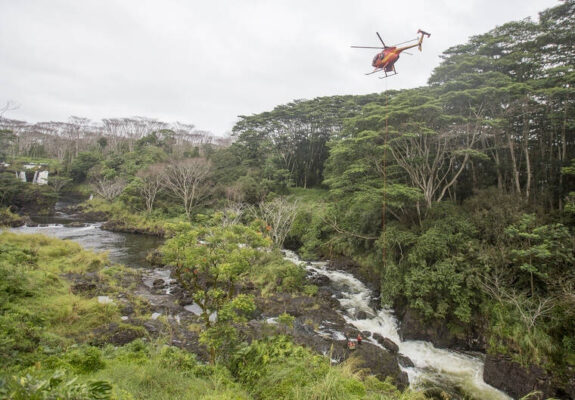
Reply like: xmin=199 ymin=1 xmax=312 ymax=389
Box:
xmin=507 ymin=131 xmax=522 ymax=196
xmin=559 ymin=109 xmax=567 ymax=211
xmin=495 ymin=149 xmax=504 ymax=193
xmin=522 ymin=105 xmax=532 ymax=201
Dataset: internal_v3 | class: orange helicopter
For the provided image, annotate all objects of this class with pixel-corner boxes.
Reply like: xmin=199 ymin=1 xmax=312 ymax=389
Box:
xmin=352 ymin=29 xmax=430 ymax=78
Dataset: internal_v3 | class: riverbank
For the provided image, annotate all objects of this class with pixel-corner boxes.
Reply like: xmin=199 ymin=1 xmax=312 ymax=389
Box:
xmin=1 ymin=229 xmax=421 ymax=399
xmin=6 ymin=194 xmax=573 ymax=399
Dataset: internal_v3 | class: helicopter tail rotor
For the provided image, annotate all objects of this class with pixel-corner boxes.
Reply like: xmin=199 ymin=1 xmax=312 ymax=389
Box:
xmin=417 ymin=29 xmax=431 ymax=51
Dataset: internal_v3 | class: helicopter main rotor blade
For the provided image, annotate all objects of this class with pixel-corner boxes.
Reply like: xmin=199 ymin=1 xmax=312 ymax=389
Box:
xmin=376 ymin=32 xmax=387 ymax=47
xmin=351 ymin=46 xmax=385 ymax=49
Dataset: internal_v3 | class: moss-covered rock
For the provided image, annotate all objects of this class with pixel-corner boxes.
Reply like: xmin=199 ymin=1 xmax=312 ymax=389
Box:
xmin=0 ymin=207 xmax=28 ymax=227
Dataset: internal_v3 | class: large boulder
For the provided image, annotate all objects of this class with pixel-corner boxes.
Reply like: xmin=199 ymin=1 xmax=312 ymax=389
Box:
xmin=289 ymin=322 xmax=408 ymax=390
xmin=372 ymin=333 xmax=399 ymax=354
xmin=484 ymin=354 xmax=575 ymax=400
xmin=350 ymin=342 xmax=409 ymax=390
xmin=396 ymin=303 xmax=485 ymax=352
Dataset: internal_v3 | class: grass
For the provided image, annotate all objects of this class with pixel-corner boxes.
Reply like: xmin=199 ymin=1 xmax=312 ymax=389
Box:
xmin=92 ymin=349 xmax=251 ymax=399
xmin=0 ymin=232 xmax=123 ymax=370
xmin=81 ymin=198 xmax=185 ymax=236
xmin=0 ymin=231 xmax=425 ymax=400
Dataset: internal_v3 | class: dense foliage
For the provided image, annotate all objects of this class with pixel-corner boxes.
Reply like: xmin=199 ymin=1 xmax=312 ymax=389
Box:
xmin=1 ymin=1 xmax=574 ymax=397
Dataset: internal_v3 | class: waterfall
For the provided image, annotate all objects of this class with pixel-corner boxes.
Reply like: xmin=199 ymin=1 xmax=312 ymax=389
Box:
xmin=283 ymin=250 xmax=510 ymax=400
xmin=36 ymin=170 xmax=49 ymax=184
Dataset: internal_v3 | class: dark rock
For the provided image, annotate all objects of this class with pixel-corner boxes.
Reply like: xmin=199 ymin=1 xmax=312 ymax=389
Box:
xmin=350 ymin=342 xmax=409 ymax=390
xmin=152 ymin=278 xmax=165 ymax=288
xmin=90 ymin=322 xmax=145 ymax=346
xmin=316 ymin=288 xmax=339 ymax=308
xmin=283 ymin=320 xmax=408 ymax=389
xmin=256 ymin=294 xmax=346 ymax=325
xmin=170 ymin=286 xmax=194 ymax=306
xmin=309 ymin=274 xmax=330 ymax=286
xmin=396 ymin=304 xmax=485 ymax=352
xmin=71 ymin=280 xmax=98 ymax=294
xmin=356 ymin=310 xmax=370 ymax=320
xmin=68 ymin=272 xmax=100 ymax=295
xmin=343 ymin=324 xmax=361 ymax=337
xmin=76 ymin=210 xmax=109 ymax=222
xmin=101 ymin=219 xmax=164 ymax=236
xmin=484 ymin=354 xmax=575 ymax=400
xmin=143 ymin=320 xmax=162 ymax=335
xmin=372 ymin=333 xmax=399 ymax=353
xmin=398 ymin=354 xmax=415 ymax=368
xmin=369 ymin=297 xmax=381 ymax=311
xmin=372 ymin=333 xmax=385 ymax=345
xmin=119 ymin=303 xmax=135 ymax=316
xmin=293 ymin=319 xmax=316 ymax=336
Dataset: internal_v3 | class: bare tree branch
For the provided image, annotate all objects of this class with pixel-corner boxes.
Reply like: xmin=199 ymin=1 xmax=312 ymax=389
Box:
xmin=162 ymin=158 xmax=211 ymax=218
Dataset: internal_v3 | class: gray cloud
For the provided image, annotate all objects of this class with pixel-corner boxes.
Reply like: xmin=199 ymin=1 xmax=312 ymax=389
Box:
xmin=0 ymin=0 xmax=558 ymax=135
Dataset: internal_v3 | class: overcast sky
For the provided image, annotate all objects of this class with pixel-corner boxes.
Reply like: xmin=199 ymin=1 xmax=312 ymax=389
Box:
xmin=0 ymin=0 xmax=559 ymax=136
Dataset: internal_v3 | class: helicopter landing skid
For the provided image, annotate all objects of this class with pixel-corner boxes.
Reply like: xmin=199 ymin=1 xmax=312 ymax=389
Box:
xmin=379 ymin=71 xmax=398 ymax=79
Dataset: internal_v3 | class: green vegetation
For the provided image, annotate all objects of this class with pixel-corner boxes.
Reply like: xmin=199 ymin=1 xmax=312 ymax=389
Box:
xmin=0 ymin=207 xmax=26 ymax=227
xmin=0 ymin=233 xmax=416 ymax=399
xmin=0 ymin=233 xmax=120 ymax=370
xmin=0 ymin=172 xmax=56 ymax=215
xmin=1 ymin=1 xmax=574 ymax=397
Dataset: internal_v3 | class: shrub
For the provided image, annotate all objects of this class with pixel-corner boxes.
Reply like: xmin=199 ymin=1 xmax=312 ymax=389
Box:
xmin=64 ymin=346 xmax=106 ymax=374
xmin=0 ymin=370 xmax=112 ymax=400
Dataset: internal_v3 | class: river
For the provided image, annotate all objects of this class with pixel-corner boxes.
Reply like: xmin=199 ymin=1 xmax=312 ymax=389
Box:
xmin=10 ymin=215 xmax=511 ymax=399
xmin=284 ymin=251 xmax=511 ymax=399
xmin=13 ymin=219 xmax=163 ymax=267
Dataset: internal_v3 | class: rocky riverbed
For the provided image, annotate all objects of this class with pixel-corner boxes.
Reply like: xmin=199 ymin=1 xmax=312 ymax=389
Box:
xmin=11 ymin=212 xmax=526 ymax=399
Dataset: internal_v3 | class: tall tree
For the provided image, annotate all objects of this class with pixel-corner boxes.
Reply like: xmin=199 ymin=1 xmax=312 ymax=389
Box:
xmin=162 ymin=158 xmax=212 ymax=218
xmin=136 ymin=164 xmax=165 ymax=214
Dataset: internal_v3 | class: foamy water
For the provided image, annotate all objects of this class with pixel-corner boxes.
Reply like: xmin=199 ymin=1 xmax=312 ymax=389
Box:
xmin=285 ymin=250 xmax=510 ymax=400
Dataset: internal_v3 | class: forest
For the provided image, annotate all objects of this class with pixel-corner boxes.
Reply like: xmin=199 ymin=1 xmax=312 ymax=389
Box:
xmin=0 ymin=1 xmax=574 ymax=399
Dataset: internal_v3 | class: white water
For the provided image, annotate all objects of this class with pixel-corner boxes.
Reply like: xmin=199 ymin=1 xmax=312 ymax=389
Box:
xmin=284 ymin=250 xmax=511 ymax=400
